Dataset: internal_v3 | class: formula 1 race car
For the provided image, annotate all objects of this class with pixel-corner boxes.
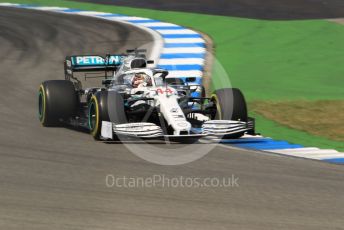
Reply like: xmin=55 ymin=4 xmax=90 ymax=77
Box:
xmin=38 ymin=49 xmax=256 ymax=140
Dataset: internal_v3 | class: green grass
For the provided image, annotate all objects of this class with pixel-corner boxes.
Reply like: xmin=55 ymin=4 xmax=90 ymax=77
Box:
xmin=253 ymin=112 xmax=344 ymax=151
xmin=2 ymin=0 xmax=344 ymax=150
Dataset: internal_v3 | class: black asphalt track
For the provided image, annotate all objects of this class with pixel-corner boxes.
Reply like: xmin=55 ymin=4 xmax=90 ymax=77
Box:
xmin=0 ymin=6 xmax=344 ymax=230
xmin=72 ymin=0 xmax=344 ymax=19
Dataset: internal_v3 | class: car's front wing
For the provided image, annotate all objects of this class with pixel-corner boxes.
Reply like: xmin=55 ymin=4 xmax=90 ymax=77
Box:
xmin=100 ymin=120 xmax=255 ymax=140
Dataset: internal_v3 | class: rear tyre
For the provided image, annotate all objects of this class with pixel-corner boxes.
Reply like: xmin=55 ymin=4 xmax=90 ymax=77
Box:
xmin=38 ymin=80 xmax=78 ymax=126
xmin=88 ymin=91 xmax=126 ymax=140
xmin=211 ymin=88 xmax=248 ymax=138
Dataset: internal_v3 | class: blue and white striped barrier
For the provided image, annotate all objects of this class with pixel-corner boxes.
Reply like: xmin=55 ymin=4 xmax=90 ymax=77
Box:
xmin=1 ymin=3 xmax=343 ymax=165
xmin=219 ymin=135 xmax=344 ymax=164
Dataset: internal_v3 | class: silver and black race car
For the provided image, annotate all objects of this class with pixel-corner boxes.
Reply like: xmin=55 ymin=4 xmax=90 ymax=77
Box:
xmin=38 ymin=49 xmax=256 ymax=140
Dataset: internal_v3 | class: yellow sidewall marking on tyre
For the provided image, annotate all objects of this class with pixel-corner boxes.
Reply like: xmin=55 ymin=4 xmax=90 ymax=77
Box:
xmin=39 ymin=84 xmax=46 ymax=124
xmin=90 ymin=95 xmax=99 ymax=137
xmin=211 ymin=93 xmax=222 ymax=120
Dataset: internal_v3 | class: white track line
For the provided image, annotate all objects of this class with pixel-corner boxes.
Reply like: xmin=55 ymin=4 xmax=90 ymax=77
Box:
xmin=167 ymin=70 xmax=203 ymax=77
xmin=27 ymin=6 xmax=69 ymax=11
xmin=265 ymin=148 xmax=344 ymax=160
xmin=266 ymin=147 xmax=320 ymax=153
xmin=164 ymin=38 xmax=206 ymax=43
xmin=162 ymin=47 xmax=206 ymax=54
xmin=268 ymin=149 xmax=338 ymax=155
xmin=0 ymin=3 xmax=19 ymax=6
xmin=158 ymin=58 xmax=205 ymax=65
xmin=135 ymin=22 xmax=180 ymax=27
xmin=156 ymin=29 xmax=199 ymax=35
xmin=74 ymin=11 xmax=114 ymax=15
xmin=104 ymin=16 xmax=152 ymax=21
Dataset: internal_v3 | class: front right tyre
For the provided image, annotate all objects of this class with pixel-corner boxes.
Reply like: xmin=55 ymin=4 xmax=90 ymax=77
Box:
xmin=88 ymin=91 xmax=127 ymax=140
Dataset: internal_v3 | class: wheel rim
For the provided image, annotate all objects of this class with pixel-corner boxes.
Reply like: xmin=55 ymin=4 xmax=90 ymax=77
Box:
xmin=88 ymin=101 xmax=97 ymax=131
xmin=210 ymin=94 xmax=221 ymax=120
xmin=38 ymin=86 xmax=45 ymax=122
xmin=38 ymin=91 xmax=43 ymax=120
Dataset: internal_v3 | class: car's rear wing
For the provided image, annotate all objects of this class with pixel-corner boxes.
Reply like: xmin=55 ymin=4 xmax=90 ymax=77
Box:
xmin=64 ymin=54 xmax=125 ymax=78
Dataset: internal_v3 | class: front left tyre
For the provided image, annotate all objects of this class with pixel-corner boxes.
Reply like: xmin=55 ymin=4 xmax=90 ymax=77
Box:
xmin=210 ymin=88 xmax=248 ymax=138
xmin=38 ymin=80 xmax=79 ymax=126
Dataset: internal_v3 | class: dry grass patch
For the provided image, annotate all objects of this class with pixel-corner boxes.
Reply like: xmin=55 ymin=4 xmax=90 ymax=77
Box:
xmin=328 ymin=18 xmax=344 ymax=25
xmin=250 ymin=100 xmax=344 ymax=142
